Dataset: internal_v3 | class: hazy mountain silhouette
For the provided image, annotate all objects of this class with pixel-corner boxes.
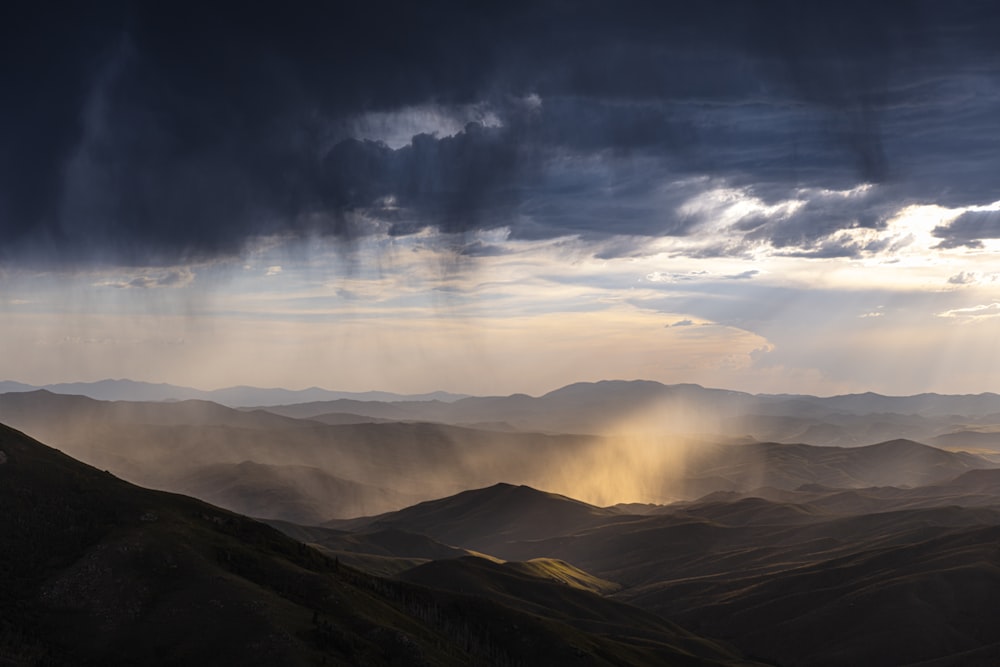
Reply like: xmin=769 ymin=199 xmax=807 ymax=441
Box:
xmin=0 ymin=379 xmax=469 ymax=406
xmin=3 ymin=389 xmax=994 ymax=521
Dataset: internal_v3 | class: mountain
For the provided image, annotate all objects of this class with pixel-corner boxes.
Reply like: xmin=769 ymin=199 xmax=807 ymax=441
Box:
xmin=0 ymin=390 xmax=308 ymax=434
xmin=3 ymin=390 xmax=994 ymax=519
xmin=254 ymin=380 xmax=1000 ymax=442
xmin=932 ymin=428 xmax=1000 ymax=452
xmin=255 ymin=381 xmax=757 ymax=434
xmin=0 ymin=390 xmax=620 ymax=510
xmin=12 ymin=379 xmax=1000 ymax=448
xmin=0 ymin=379 xmax=469 ymax=406
xmin=328 ymin=483 xmax=622 ymax=555
xmin=0 ymin=423 xmax=754 ymax=666
xmin=674 ymin=439 xmax=991 ymax=497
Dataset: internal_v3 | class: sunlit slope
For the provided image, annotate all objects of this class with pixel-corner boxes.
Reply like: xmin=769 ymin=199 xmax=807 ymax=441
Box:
xmin=507 ymin=558 xmax=621 ymax=595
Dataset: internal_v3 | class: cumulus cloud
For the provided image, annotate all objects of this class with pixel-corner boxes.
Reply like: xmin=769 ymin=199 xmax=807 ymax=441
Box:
xmin=948 ymin=272 xmax=978 ymax=285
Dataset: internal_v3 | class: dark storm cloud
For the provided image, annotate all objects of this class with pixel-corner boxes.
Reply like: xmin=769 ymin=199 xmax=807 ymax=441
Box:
xmin=932 ymin=210 xmax=1000 ymax=249
xmin=2 ymin=1 xmax=999 ymax=266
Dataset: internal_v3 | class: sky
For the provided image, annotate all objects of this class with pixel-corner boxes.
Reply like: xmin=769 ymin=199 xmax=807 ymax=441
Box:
xmin=2 ymin=1 xmax=1000 ymax=396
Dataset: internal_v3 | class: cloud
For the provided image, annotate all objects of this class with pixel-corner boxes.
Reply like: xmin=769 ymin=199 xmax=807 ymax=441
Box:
xmin=265 ymin=266 xmax=283 ymax=276
xmin=725 ymin=270 xmax=759 ymax=280
xmin=933 ymin=210 xmax=1000 ymax=249
xmin=2 ymin=2 xmax=1000 ymax=267
xmin=95 ymin=267 xmax=195 ymax=289
xmin=948 ymin=272 xmax=977 ymax=285
xmin=937 ymin=303 xmax=1000 ymax=320
xmin=645 ymin=271 xmax=709 ymax=283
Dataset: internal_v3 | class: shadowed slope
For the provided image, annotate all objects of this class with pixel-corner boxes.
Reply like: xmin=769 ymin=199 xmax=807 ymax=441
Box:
xmin=398 ymin=557 xmax=753 ymax=667
xmin=653 ymin=525 xmax=1000 ymax=667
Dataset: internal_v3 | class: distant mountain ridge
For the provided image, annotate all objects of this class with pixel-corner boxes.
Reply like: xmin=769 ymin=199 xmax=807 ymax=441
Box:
xmin=255 ymin=380 xmax=1000 ymax=439
xmin=4 ymin=377 xmax=1000 ymax=416
xmin=0 ymin=379 xmax=469 ymax=406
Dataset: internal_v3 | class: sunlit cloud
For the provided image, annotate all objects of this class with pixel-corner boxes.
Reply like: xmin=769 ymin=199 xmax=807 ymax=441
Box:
xmin=937 ymin=303 xmax=1000 ymax=320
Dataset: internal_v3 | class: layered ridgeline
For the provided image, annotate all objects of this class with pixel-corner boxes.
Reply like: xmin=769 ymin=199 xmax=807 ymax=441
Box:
xmin=1 ymin=383 xmax=999 ymax=524
xmin=8 ymin=378 xmax=1000 ymax=444
xmin=0 ymin=424 xmax=756 ymax=666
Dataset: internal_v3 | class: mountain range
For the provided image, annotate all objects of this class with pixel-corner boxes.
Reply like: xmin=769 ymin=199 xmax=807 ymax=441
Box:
xmin=5 ymin=376 xmax=1000 ymax=665
xmin=2 ymin=388 xmax=996 ymax=524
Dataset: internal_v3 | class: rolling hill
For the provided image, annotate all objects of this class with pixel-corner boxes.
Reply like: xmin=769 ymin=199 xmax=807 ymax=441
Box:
xmin=328 ymin=483 xmax=625 ymax=554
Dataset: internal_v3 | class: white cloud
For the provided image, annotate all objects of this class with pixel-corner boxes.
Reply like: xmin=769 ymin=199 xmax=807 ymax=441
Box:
xmin=937 ymin=303 xmax=1000 ymax=320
